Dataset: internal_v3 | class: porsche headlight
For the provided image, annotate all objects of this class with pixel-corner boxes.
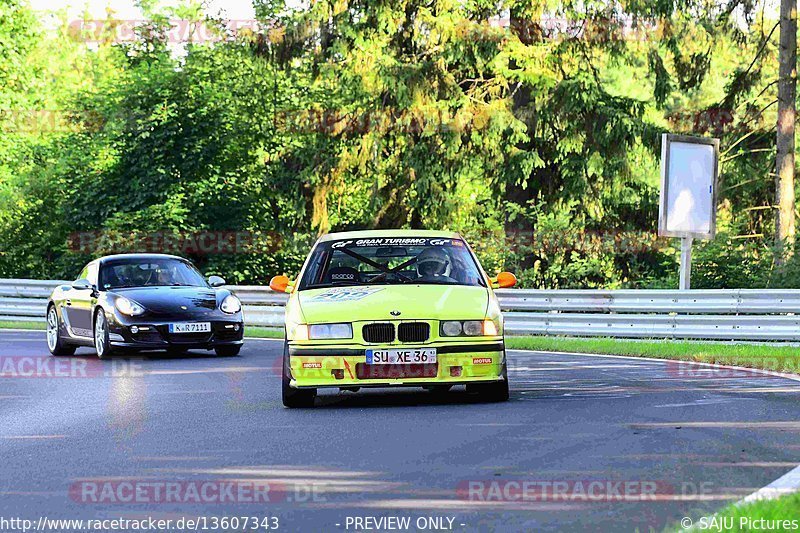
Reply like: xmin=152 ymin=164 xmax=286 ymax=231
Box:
xmin=220 ymin=295 xmax=242 ymax=314
xmin=308 ymin=323 xmax=352 ymax=340
xmin=117 ymin=296 xmax=145 ymax=316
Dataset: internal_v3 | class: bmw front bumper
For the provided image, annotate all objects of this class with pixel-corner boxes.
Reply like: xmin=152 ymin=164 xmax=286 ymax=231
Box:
xmin=286 ymin=340 xmax=507 ymax=389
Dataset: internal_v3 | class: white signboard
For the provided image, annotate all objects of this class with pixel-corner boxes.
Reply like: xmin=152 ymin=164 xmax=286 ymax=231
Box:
xmin=658 ymin=134 xmax=719 ymax=239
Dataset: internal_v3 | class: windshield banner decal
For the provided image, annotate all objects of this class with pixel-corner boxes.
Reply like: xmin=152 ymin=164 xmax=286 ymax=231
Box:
xmin=331 ymin=238 xmax=453 ymax=248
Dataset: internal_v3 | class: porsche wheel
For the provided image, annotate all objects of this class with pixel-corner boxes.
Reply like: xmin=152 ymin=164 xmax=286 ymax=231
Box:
xmin=46 ymin=306 xmax=75 ymax=356
xmin=215 ymin=345 xmax=241 ymax=357
xmin=282 ymin=342 xmax=315 ymax=408
xmin=93 ymin=310 xmax=113 ymax=359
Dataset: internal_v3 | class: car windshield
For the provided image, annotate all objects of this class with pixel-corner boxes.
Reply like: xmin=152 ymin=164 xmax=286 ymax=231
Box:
xmin=298 ymin=237 xmax=486 ymax=290
xmin=100 ymin=258 xmax=208 ymax=289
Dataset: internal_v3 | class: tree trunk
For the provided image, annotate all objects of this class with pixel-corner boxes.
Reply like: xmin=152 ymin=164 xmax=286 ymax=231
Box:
xmin=504 ymin=9 xmax=537 ymax=270
xmin=775 ymin=0 xmax=797 ymax=255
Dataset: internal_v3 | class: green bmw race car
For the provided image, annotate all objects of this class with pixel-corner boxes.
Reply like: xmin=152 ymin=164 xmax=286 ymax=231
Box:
xmin=269 ymin=230 xmax=516 ymax=408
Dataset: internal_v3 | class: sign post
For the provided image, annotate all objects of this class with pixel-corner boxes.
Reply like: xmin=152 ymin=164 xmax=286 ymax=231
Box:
xmin=658 ymin=134 xmax=719 ymax=290
xmin=679 ymin=236 xmax=693 ymax=290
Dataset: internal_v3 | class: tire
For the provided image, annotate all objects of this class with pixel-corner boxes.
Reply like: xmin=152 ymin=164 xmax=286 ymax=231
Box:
xmin=281 ymin=342 xmax=316 ymax=408
xmin=467 ymin=351 xmax=510 ymax=402
xmin=481 ymin=379 xmax=510 ymax=402
xmin=215 ymin=345 xmax=241 ymax=357
xmin=467 ymin=379 xmax=509 ymax=402
xmin=46 ymin=305 xmax=75 ymax=356
xmin=93 ymin=310 xmax=114 ymax=360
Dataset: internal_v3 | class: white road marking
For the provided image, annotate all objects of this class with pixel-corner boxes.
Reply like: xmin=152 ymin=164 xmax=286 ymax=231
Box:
xmin=508 ymin=348 xmax=800 ymax=384
xmin=0 ymin=435 xmax=66 ymax=439
xmin=511 ymin=347 xmax=800 ymax=507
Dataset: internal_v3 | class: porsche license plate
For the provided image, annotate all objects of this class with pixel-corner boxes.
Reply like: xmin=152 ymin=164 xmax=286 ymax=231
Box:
xmin=366 ymin=348 xmax=437 ymax=364
xmin=169 ymin=322 xmax=211 ymax=333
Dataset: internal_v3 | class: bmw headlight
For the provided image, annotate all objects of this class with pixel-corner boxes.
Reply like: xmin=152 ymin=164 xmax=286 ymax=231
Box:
xmin=220 ymin=295 xmax=242 ymax=314
xmin=440 ymin=319 xmax=498 ymax=337
xmin=462 ymin=320 xmax=484 ymax=336
xmin=441 ymin=321 xmax=463 ymax=336
xmin=117 ymin=296 xmax=145 ymax=316
xmin=308 ymin=323 xmax=352 ymax=340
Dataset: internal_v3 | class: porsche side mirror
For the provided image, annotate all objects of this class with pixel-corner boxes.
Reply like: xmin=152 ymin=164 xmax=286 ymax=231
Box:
xmin=269 ymin=275 xmax=294 ymax=293
xmin=71 ymin=278 xmax=92 ymax=290
xmin=491 ymin=272 xmax=517 ymax=289
xmin=208 ymin=275 xmax=226 ymax=287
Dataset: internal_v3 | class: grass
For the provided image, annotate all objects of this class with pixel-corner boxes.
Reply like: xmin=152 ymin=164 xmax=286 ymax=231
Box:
xmin=677 ymin=492 xmax=800 ymax=531
xmin=0 ymin=320 xmax=45 ymax=330
xmin=504 ymin=336 xmax=800 ymax=374
xmin=1 ymin=319 xmax=796 ymax=374
xmin=241 ymin=332 xmax=800 ymax=374
xmin=244 ymin=326 xmax=284 ymax=339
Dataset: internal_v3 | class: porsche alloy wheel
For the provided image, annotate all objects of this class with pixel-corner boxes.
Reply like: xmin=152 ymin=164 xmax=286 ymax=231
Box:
xmin=94 ymin=311 xmax=112 ymax=359
xmin=47 ymin=306 xmax=75 ymax=356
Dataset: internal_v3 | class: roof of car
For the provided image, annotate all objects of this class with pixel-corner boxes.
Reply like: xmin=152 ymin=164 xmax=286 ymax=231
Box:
xmin=318 ymin=229 xmax=462 ymax=242
xmin=98 ymin=253 xmax=189 ymax=263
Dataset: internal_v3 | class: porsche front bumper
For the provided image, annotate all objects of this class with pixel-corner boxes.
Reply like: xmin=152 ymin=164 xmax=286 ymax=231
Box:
xmin=108 ymin=320 xmax=244 ymax=349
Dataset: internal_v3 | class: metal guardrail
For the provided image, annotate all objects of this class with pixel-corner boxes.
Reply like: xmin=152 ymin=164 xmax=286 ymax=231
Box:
xmin=2 ymin=279 xmax=799 ymax=340
xmin=497 ymin=289 xmax=800 ymax=314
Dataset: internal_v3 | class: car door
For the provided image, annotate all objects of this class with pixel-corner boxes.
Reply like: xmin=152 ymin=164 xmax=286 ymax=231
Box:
xmin=64 ymin=262 xmax=98 ymax=338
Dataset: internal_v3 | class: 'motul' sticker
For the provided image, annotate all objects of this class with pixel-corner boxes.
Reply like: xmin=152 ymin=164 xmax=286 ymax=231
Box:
xmin=309 ymin=286 xmax=385 ymax=302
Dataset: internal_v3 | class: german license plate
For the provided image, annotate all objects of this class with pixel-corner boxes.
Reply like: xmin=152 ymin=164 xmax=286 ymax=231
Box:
xmin=169 ymin=322 xmax=211 ymax=333
xmin=366 ymin=348 xmax=437 ymax=364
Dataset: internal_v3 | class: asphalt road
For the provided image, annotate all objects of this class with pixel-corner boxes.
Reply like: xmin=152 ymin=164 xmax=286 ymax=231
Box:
xmin=1 ymin=330 xmax=799 ymax=532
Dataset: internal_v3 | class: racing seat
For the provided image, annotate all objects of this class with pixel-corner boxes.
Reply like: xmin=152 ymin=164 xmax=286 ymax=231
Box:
xmin=325 ymin=266 xmax=360 ymax=284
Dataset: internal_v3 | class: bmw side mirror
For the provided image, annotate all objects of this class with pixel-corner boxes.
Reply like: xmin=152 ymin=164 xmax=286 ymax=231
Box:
xmin=71 ymin=278 xmax=92 ymax=290
xmin=489 ymin=272 xmax=517 ymax=289
xmin=208 ymin=275 xmax=226 ymax=287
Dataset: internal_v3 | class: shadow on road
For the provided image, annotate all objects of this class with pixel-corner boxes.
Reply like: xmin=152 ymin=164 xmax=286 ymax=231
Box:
xmin=69 ymin=348 xmax=222 ymax=361
xmin=310 ymin=388 xmax=511 ymax=409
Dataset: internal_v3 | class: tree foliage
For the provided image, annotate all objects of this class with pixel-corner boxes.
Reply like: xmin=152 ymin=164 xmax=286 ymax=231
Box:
xmin=0 ymin=0 xmax=795 ymax=288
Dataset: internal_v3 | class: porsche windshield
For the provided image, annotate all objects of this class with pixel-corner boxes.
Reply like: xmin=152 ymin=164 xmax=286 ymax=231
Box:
xmin=299 ymin=237 xmax=486 ymax=289
xmin=100 ymin=258 xmax=208 ymax=289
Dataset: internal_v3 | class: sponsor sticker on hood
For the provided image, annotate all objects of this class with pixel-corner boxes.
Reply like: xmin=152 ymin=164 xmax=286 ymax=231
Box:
xmin=308 ymin=286 xmax=385 ymax=302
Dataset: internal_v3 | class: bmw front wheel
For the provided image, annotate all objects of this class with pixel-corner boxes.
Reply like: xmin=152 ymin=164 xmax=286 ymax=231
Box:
xmin=281 ymin=342 xmax=315 ymax=408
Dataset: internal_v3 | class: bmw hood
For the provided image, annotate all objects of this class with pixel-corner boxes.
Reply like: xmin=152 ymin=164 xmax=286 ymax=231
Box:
xmin=111 ymin=286 xmax=221 ymax=315
xmin=297 ymin=285 xmax=489 ymax=323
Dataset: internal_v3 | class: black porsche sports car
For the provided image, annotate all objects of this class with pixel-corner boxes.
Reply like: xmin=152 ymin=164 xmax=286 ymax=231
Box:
xmin=46 ymin=254 xmax=244 ymax=358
